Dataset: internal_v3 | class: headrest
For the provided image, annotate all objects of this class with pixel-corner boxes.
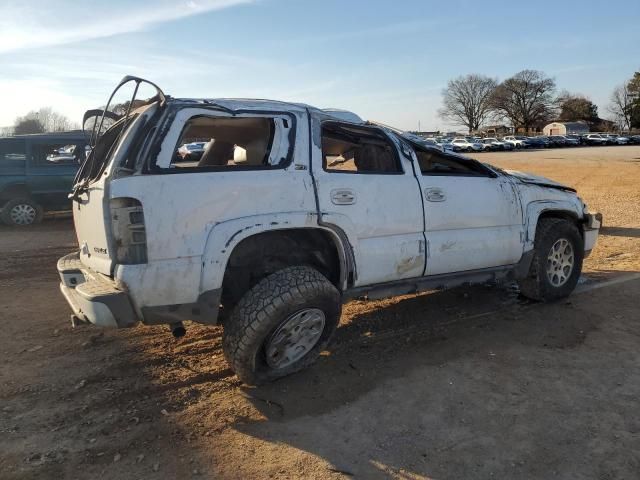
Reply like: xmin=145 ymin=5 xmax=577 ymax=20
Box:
xmin=233 ymin=146 xmax=247 ymax=163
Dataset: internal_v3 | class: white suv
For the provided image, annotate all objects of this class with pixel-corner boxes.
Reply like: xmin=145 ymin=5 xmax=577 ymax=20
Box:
xmin=503 ymin=136 xmax=529 ymax=148
xmin=58 ymin=76 xmax=601 ymax=384
xmin=450 ymin=137 xmax=483 ymax=152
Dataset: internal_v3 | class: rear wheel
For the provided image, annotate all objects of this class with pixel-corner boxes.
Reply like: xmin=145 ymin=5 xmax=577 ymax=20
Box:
xmin=222 ymin=266 xmax=341 ymax=384
xmin=518 ymin=218 xmax=584 ymax=301
xmin=1 ymin=198 xmax=44 ymax=226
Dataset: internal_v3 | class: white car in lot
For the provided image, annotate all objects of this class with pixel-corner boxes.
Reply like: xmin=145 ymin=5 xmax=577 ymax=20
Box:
xmin=451 ymin=137 xmax=483 ymax=152
xmin=482 ymin=138 xmax=513 ymax=151
xmin=584 ymin=134 xmax=608 ymax=145
xmin=57 ymin=76 xmax=602 ymax=384
xmin=503 ymin=136 xmax=529 ymax=149
xmin=435 ymin=138 xmax=455 ymax=152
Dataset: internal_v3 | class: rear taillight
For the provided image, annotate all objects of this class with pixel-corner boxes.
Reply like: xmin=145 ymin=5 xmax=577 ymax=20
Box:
xmin=110 ymin=197 xmax=147 ymax=264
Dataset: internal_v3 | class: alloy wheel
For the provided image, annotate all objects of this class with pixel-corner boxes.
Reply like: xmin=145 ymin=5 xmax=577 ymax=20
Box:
xmin=546 ymin=238 xmax=574 ymax=287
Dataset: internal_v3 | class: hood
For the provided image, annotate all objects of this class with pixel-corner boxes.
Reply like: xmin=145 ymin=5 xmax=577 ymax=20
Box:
xmin=505 ymin=169 xmax=576 ymax=192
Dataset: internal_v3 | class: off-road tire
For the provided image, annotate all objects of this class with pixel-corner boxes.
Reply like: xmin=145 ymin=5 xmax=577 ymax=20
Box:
xmin=1 ymin=197 xmax=44 ymax=226
xmin=518 ymin=218 xmax=584 ymax=302
xmin=222 ymin=266 xmax=341 ymax=385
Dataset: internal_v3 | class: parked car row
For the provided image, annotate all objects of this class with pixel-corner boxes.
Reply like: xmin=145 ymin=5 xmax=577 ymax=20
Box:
xmin=423 ymin=133 xmax=640 ymax=152
xmin=176 ymin=141 xmax=209 ymax=161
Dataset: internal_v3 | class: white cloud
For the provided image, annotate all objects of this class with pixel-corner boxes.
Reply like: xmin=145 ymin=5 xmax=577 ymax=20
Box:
xmin=0 ymin=0 xmax=448 ymax=131
xmin=0 ymin=0 xmax=254 ymax=53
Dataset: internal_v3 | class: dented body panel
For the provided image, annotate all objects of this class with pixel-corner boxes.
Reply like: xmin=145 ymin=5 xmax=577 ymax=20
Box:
xmin=58 ymin=86 xmax=601 ymax=329
xmin=416 ymin=175 xmax=523 ymax=275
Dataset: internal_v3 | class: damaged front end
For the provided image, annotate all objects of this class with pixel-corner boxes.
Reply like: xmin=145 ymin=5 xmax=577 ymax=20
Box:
xmin=503 ymin=169 xmax=577 ymax=193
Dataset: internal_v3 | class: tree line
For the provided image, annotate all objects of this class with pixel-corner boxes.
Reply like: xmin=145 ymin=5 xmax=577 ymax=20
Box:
xmin=3 ymin=107 xmax=79 ymax=136
xmin=439 ymin=69 xmax=640 ymax=134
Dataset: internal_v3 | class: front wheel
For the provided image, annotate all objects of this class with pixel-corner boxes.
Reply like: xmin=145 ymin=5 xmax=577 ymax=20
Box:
xmin=222 ymin=266 xmax=341 ymax=384
xmin=518 ymin=218 xmax=584 ymax=302
xmin=1 ymin=198 xmax=44 ymax=226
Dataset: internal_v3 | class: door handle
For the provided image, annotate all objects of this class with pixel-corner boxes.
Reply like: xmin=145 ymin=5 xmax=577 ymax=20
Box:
xmin=425 ymin=188 xmax=446 ymax=202
xmin=331 ymin=189 xmax=356 ymax=205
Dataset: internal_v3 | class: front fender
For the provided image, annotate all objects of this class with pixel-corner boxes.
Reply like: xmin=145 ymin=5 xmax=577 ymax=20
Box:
xmin=524 ymin=200 xmax=583 ymax=250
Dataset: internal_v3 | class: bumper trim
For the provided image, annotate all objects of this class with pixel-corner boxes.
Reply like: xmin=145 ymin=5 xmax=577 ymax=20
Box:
xmin=583 ymin=212 xmax=602 ymax=257
xmin=584 ymin=212 xmax=602 ymax=230
xmin=58 ymin=252 xmax=138 ymax=328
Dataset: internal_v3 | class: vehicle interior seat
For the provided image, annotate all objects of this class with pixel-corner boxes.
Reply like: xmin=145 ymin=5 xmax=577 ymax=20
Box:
xmin=198 ymin=140 xmax=235 ymax=166
xmin=354 ymin=143 xmax=395 ymax=172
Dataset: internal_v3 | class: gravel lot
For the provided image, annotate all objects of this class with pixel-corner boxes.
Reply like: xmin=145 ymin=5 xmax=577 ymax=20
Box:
xmin=1 ymin=146 xmax=639 ymax=480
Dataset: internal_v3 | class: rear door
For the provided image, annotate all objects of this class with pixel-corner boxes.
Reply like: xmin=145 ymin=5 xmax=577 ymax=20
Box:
xmin=412 ymin=147 xmax=523 ymax=275
xmin=313 ymin=121 xmax=425 ymax=286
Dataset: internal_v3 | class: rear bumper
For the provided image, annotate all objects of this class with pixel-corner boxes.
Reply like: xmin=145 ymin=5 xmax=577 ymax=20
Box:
xmin=583 ymin=212 xmax=602 ymax=256
xmin=57 ymin=252 xmax=138 ymax=328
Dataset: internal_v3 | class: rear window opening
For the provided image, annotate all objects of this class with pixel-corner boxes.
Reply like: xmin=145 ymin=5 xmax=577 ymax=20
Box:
xmin=169 ymin=116 xmax=282 ymax=170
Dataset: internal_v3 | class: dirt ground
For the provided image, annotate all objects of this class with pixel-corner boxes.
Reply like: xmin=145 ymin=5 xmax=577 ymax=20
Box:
xmin=1 ymin=145 xmax=639 ymax=480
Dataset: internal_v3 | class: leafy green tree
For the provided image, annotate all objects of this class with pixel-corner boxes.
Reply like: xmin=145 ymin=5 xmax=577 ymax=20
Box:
xmin=14 ymin=118 xmax=45 ymax=135
xmin=557 ymin=93 xmax=599 ymax=123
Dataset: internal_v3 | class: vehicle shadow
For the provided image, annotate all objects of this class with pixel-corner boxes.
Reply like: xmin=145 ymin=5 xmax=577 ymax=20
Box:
xmin=235 ymin=282 xmax=573 ymax=418
xmin=230 ymin=272 xmax=640 ymax=478
xmin=600 ymin=226 xmax=640 ymax=238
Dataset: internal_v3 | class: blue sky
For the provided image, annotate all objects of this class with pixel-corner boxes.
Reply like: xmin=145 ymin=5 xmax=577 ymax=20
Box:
xmin=0 ymin=0 xmax=638 ymax=130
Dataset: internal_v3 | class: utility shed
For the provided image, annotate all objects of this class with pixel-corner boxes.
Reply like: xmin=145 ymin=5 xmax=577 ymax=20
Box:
xmin=543 ymin=121 xmax=589 ymax=136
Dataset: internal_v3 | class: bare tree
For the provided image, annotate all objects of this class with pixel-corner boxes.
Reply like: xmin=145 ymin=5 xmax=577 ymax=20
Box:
xmin=0 ymin=126 xmax=15 ymax=137
xmin=490 ymin=70 xmax=556 ymax=133
xmin=608 ymin=84 xmax=634 ymax=131
xmin=14 ymin=107 xmax=78 ymax=133
xmin=438 ymin=74 xmax=498 ymax=133
xmin=38 ymin=107 xmax=74 ymax=132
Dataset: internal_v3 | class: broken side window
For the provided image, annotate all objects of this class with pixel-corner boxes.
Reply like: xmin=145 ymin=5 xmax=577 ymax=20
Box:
xmin=416 ymin=149 xmax=490 ymax=177
xmin=166 ymin=115 xmax=287 ymax=170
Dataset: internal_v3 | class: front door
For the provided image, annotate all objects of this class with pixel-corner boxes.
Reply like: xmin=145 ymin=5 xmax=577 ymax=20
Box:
xmin=411 ymin=146 xmax=523 ymax=276
xmin=313 ymin=121 xmax=425 ymax=286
